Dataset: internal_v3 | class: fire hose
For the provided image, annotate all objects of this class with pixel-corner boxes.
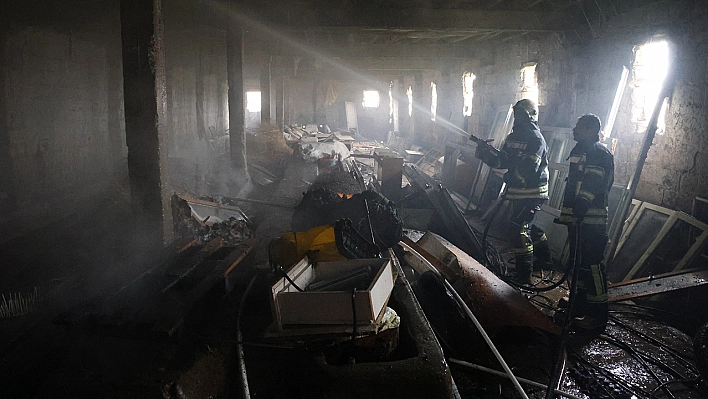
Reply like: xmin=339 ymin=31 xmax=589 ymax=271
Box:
xmin=545 ymin=223 xmax=582 ymax=399
xmin=399 ymin=240 xmax=530 ymax=399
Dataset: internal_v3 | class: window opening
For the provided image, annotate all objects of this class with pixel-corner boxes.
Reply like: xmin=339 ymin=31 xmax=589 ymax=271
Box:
xmin=430 ymin=82 xmax=437 ymax=121
xmin=407 ymin=86 xmax=413 ymax=117
xmin=246 ymin=91 xmax=261 ymax=112
xmin=520 ymin=63 xmax=538 ymax=105
xmin=363 ymin=90 xmax=380 ymax=108
xmin=604 ymin=66 xmax=630 ymax=140
xmin=631 ymin=40 xmax=669 ymax=135
xmin=462 ymin=72 xmax=475 ymax=117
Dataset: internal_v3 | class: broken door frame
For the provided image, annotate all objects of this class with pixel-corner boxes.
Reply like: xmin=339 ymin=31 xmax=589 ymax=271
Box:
xmin=615 ymin=202 xmax=708 ymax=281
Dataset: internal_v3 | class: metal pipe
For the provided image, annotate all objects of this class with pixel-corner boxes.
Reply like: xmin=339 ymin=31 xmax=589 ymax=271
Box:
xmin=236 ymin=274 xmax=258 ymax=399
xmin=399 ymin=241 xmax=530 ymax=399
xmin=545 ymin=225 xmax=581 ymax=399
xmin=606 ymin=42 xmax=675 ymax=266
xmin=449 ymin=359 xmax=584 ymax=399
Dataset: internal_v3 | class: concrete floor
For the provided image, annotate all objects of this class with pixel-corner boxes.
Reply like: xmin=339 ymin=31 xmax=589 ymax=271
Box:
xmin=0 ymin=153 xmax=705 ymax=398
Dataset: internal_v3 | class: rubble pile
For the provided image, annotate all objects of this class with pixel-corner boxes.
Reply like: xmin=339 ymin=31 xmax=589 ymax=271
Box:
xmin=171 ymin=193 xmax=254 ymax=247
xmin=246 ymin=124 xmax=293 ymax=175
xmin=309 ymin=167 xmax=364 ymax=194
xmin=172 ymin=193 xmax=202 ymax=243
xmin=202 ymin=216 xmax=254 ymax=246
xmin=283 ymin=124 xmax=354 ymax=162
xmin=292 ymin=188 xmax=403 ymax=251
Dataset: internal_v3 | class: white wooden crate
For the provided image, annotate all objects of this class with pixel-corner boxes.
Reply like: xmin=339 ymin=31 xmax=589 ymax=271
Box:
xmin=270 ymin=257 xmax=394 ymax=331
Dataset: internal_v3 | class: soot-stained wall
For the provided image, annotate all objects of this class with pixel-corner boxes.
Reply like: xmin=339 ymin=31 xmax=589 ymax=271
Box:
xmin=287 ymin=71 xmax=393 ymax=141
xmin=280 ymin=30 xmax=575 ymax=150
xmin=571 ymin=1 xmax=708 ymax=212
xmin=0 ymin=1 xmax=126 ymax=243
xmin=164 ymin=3 xmax=232 ymax=196
xmin=470 ymin=34 xmax=574 ymax=138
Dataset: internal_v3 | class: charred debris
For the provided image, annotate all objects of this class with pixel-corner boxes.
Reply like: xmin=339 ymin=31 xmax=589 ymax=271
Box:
xmin=159 ymin=124 xmax=708 ymax=398
xmin=2 ymin=123 xmax=707 ymax=399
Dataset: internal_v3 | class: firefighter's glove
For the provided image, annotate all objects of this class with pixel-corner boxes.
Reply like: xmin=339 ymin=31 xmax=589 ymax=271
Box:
xmin=474 ymin=144 xmax=488 ymax=160
xmin=474 ymin=143 xmax=498 ymax=164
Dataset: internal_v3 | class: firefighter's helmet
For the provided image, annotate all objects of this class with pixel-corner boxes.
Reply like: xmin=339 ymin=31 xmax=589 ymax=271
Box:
xmin=513 ymin=99 xmax=539 ymax=121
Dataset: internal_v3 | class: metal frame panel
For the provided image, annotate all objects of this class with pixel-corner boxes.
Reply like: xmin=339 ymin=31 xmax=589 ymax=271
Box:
xmin=541 ymin=126 xmax=573 ymax=210
xmin=614 ymin=199 xmax=644 ymax=253
xmin=608 ymin=268 xmax=708 ymax=302
xmin=619 ymin=203 xmax=708 ymax=281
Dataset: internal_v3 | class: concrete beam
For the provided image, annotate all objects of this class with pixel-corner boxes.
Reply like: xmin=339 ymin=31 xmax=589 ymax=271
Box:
xmin=323 ymin=57 xmax=469 ymax=74
xmin=120 ymin=0 xmax=172 ymax=245
xmin=241 ymin=6 xmax=572 ymax=33
xmin=246 ymin=40 xmax=490 ymax=60
xmin=412 ymin=73 xmax=424 ymax=143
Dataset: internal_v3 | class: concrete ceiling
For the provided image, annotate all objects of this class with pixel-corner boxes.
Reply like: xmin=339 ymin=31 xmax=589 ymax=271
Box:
xmin=232 ymin=0 xmax=645 ymax=43
xmin=227 ymin=0 xmax=662 ymax=73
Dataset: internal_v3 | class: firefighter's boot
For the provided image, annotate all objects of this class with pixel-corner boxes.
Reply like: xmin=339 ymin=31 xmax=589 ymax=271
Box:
xmin=514 ymin=253 xmax=534 ymax=284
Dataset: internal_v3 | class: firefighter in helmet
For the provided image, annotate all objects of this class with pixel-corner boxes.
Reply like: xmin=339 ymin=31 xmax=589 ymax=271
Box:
xmin=475 ymin=99 xmax=551 ymax=283
xmin=557 ymin=114 xmax=614 ymax=335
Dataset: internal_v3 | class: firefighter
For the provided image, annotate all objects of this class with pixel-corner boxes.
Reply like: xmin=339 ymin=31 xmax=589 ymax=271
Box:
xmin=475 ymin=99 xmax=551 ymax=283
xmin=558 ymin=114 xmax=614 ymax=335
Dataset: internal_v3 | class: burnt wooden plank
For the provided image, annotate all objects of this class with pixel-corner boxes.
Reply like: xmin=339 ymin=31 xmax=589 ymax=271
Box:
xmin=608 ymin=268 xmax=708 ymax=302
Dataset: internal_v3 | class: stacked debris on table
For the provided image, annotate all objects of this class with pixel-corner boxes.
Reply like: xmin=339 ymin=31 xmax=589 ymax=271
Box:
xmin=292 ymin=188 xmax=403 ymax=252
xmin=172 ymin=193 xmax=255 ymax=246
xmin=93 ymin=238 xmax=253 ymax=338
xmin=269 ymin=218 xmax=382 ymax=269
xmin=282 ymin=124 xmax=355 ymax=163
xmin=246 ymin=124 xmax=294 ymax=180
xmin=309 ymin=166 xmax=365 ymax=195
xmin=82 ymin=196 xmax=257 ymax=339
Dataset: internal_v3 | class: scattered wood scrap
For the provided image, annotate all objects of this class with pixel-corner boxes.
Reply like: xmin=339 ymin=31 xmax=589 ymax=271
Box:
xmin=96 ymin=239 xmax=255 ymax=339
xmin=608 ymin=268 xmax=708 ymax=302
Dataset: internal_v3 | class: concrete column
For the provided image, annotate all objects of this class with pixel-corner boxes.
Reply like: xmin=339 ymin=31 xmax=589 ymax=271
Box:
xmin=391 ymin=78 xmax=400 ymax=133
xmin=283 ymin=75 xmax=290 ymax=126
xmin=412 ymin=73 xmax=424 ymax=144
xmin=312 ymin=77 xmax=318 ymax=124
xmin=398 ymin=77 xmax=410 ymax=137
xmin=442 ymin=146 xmax=460 ymax=188
xmin=0 ymin=18 xmax=14 ymax=210
xmin=106 ymin=5 xmax=126 ymax=182
xmin=275 ymin=68 xmax=284 ymax=130
xmin=227 ymin=23 xmax=247 ymax=172
xmin=260 ymin=58 xmax=271 ymax=124
xmin=120 ymin=0 xmax=173 ymax=245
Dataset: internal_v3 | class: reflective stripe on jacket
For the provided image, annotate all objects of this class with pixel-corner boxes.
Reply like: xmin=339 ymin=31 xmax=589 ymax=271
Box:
xmin=558 ymin=141 xmax=614 ymax=225
xmin=478 ymin=119 xmax=549 ymax=200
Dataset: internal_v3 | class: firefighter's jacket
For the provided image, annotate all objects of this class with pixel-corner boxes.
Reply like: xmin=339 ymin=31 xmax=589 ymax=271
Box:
xmin=477 ymin=119 xmax=549 ymax=200
xmin=559 ymin=140 xmax=614 ymax=225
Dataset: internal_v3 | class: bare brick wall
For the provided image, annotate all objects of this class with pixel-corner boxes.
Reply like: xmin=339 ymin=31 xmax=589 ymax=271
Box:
xmin=463 ymin=35 xmax=573 ymax=137
xmin=643 ymin=14 xmax=708 ymax=211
